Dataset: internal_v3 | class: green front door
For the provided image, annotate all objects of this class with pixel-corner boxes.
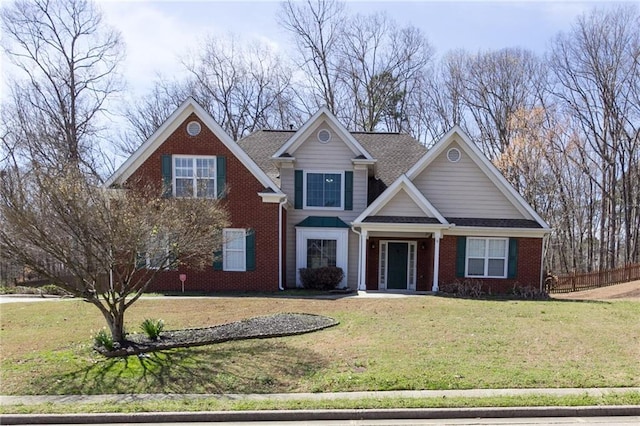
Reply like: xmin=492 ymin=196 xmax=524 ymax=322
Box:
xmin=387 ymin=242 xmax=408 ymax=289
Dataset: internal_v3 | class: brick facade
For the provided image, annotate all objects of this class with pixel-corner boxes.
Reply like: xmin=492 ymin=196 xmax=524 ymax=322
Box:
xmin=364 ymin=235 xmax=543 ymax=294
xmin=128 ymin=113 xmax=281 ymax=292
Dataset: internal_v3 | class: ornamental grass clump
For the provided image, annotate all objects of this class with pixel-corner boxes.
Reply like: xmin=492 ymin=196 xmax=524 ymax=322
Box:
xmin=93 ymin=328 xmax=114 ymax=351
xmin=141 ymin=318 xmax=164 ymax=340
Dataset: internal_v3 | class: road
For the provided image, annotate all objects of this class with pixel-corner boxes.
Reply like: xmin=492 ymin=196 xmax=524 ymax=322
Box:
xmin=13 ymin=417 xmax=640 ymax=426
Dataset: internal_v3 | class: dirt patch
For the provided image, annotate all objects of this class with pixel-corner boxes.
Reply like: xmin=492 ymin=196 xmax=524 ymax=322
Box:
xmin=552 ymin=280 xmax=640 ymax=301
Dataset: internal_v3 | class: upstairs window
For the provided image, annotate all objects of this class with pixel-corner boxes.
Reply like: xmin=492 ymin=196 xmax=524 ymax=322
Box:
xmin=173 ymin=156 xmax=216 ymax=198
xmin=305 ymin=172 xmax=342 ymax=208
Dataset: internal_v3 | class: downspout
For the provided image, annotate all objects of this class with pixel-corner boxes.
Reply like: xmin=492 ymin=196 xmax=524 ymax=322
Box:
xmin=540 ymin=233 xmax=550 ymax=292
xmin=278 ymin=198 xmax=287 ymax=291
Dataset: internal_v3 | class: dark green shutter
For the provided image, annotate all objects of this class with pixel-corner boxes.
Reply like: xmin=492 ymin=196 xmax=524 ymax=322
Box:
xmin=344 ymin=171 xmax=353 ymax=210
xmin=507 ymin=238 xmax=518 ymax=278
xmin=213 ymin=248 xmax=223 ymax=270
xmin=136 ymin=252 xmax=147 ymax=270
xmin=216 ymin=156 xmax=226 ymax=198
xmin=455 ymin=236 xmax=467 ymax=278
xmin=294 ymin=170 xmax=303 ymax=209
xmin=161 ymin=155 xmax=172 ymax=198
xmin=245 ymin=229 xmax=255 ymax=271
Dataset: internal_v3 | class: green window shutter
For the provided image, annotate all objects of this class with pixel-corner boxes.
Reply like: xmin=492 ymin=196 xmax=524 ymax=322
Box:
xmin=344 ymin=171 xmax=353 ymax=210
xmin=455 ymin=236 xmax=467 ymax=278
xmin=161 ymin=155 xmax=172 ymax=198
xmin=216 ymin=156 xmax=226 ymax=198
xmin=508 ymin=238 xmax=518 ymax=278
xmin=245 ymin=229 xmax=256 ymax=271
xmin=136 ymin=252 xmax=147 ymax=270
xmin=213 ymin=248 xmax=223 ymax=270
xmin=294 ymin=170 xmax=303 ymax=209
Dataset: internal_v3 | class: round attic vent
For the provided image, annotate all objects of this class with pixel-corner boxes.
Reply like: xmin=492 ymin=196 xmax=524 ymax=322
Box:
xmin=317 ymin=129 xmax=331 ymax=143
xmin=447 ymin=147 xmax=461 ymax=163
xmin=186 ymin=121 xmax=201 ymax=136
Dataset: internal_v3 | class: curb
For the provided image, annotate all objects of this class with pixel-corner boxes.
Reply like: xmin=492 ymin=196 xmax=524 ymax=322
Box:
xmin=2 ymin=405 xmax=640 ymax=424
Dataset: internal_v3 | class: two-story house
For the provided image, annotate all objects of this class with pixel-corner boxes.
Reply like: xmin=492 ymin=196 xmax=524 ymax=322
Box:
xmin=107 ymin=98 xmax=551 ymax=294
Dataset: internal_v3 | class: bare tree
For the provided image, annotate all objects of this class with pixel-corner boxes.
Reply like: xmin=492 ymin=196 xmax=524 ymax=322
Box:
xmin=0 ymin=0 xmax=124 ymax=175
xmin=278 ymin=0 xmax=346 ymax=114
xmin=549 ymin=4 xmax=640 ymax=268
xmin=0 ymin=165 xmax=229 ymax=344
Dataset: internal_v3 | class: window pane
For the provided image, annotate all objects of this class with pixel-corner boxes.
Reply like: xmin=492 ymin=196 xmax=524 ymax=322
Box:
xmin=468 ymin=239 xmax=485 ymax=257
xmin=306 ymin=174 xmax=324 ymax=207
xmin=225 ymin=231 xmax=245 ymax=250
xmin=196 ymin=158 xmax=215 ymax=178
xmin=468 ymin=258 xmax=485 ymax=275
xmin=323 ymin=174 xmax=341 ymax=207
xmin=488 ymin=239 xmax=507 ymax=257
xmin=175 ymin=178 xmax=193 ymax=197
xmin=196 ymin=179 xmax=216 ymax=198
xmin=175 ymin=158 xmax=193 ymax=177
xmin=224 ymin=252 xmax=244 ymax=270
xmin=307 ymin=239 xmax=337 ymax=268
xmin=488 ymin=259 xmax=505 ymax=276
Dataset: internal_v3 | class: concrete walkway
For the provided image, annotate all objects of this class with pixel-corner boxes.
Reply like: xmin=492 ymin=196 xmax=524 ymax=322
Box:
xmin=2 ymin=387 xmax=640 ymax=406
xmin=1 ymin=389 xmax=640 ymax=425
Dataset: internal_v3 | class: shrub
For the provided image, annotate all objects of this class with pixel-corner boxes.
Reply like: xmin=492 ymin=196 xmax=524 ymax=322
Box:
xmin=93 ymin=328 xmax=114 ymax=351
xmin=511 ymin=283 xmax=550 ymax=300
xmin=299 ymin=266 xmax=344 ymax=291
xmin=439 ymin=280 xmax=485 ymax=298
xmin=141 ymin=318 xmax=165 ymax=340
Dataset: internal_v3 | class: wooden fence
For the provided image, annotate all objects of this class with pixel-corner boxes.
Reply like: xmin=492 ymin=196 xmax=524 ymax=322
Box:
xmin=549 ymin=263 xmax=640 ymax=294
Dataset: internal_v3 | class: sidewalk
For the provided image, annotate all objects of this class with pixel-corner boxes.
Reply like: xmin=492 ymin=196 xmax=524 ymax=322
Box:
xmin=2 ymin=388 xmax=639 ymax=424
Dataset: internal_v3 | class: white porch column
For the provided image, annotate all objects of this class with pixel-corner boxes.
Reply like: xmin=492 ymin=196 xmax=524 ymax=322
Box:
xmin=432 ymin=231 xmax=441 ymax=292
xmin=358 ymin=229 xmax=368 ymax=291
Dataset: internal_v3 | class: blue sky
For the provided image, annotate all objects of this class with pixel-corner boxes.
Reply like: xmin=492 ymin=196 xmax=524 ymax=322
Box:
xmin=97 ymin=0 xmax=623 ymax=98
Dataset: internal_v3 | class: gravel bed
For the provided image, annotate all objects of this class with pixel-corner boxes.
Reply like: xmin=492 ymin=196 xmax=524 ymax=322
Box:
xmin=97 ymin=313 xmax=339 ymax=358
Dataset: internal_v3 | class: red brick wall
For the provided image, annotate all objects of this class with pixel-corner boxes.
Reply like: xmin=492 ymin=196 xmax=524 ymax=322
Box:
xmin=438 ymin=235 xmax=543 ymax=294
xmin=128 ymin=113 xmax=280 ymax=292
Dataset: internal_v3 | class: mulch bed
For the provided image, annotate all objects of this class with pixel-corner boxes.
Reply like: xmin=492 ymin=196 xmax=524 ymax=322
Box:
xmin=96 ymin=313 xmax=339 ymax=358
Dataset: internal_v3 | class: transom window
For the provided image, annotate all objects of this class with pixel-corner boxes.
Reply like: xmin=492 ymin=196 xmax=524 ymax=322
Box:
xmin=306 ymin=172 xmax=342 ymax=208
xmin=306 ymin=239 xmax=337 ymax=268
xmin=174 ymin=156 xmax=216 ymax=198
xmin=223 ymin=229 xmax=246 ymax=271
xmin=466 ymin=238 xmax=508 ymax=278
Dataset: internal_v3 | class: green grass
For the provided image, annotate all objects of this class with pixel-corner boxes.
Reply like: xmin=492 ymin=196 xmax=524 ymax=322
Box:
xmin=3 ymin=392 xmax=640 ymax=414
xmin=1 ymin=296 xmax=639 ymax=397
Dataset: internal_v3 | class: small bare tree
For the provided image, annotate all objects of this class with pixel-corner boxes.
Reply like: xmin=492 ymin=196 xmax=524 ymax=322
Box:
xmin=0 ymin=165 xmax=229 ymax=344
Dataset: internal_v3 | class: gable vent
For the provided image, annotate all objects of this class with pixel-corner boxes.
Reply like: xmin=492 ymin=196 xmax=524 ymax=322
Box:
xmin=317 ymin=129 xmax=331 ymax=143
xmin=186 ymin=121 xmax=201 ymax=136
xmin=447 ymin=148 xmax=461 ymax=163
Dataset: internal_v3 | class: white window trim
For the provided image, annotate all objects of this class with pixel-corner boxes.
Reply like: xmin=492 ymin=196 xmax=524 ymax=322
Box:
xmin=223 ymin=228 xmax=246 ymax=272
xmin=465 ymin=237 xmax=508 ymax=279
xmin=378 ymin=240 xmax=417 ymax=291
xmin=173 ymin=154 xmax=217 ymax=199
xmin=296 ymin=228 xmax=348 ymax=288
xmin=303 ymin=170 xmax=344 ymax=210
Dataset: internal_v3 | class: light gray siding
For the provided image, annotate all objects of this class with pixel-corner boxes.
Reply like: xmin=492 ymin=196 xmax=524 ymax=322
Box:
xmin=377 ymin=189 xmax=428 ymax=217
xmin=281 ymin=123 xmax=368 ymax=289
xmin=412 ymin=142 xmax=527 ymax=219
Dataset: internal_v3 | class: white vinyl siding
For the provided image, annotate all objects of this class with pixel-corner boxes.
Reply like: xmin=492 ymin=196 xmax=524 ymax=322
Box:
xmin=413 ymin=142 xmax=525 ymax=219
xmin=377 ymin=189 xmax=428 ymax=217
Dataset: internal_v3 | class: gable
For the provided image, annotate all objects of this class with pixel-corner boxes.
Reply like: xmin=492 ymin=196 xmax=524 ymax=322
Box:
xmin=377 ymin=188 xmax=433 ymax=217
xmin=413 ymin=141 xmax=525 ymax=219
xmin=105 ymin=98 xmax=281 ymax=196
xmin=293 ymin=121 xmax=355 ymax=170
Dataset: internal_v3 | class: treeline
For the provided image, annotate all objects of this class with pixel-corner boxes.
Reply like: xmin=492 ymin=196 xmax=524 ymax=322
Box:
xmin=2 ymin=0 xmax=638 ymax=274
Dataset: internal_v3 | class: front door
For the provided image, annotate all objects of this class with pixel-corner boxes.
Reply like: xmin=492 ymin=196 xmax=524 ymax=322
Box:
xmin=387 ymin=242 xmax=408 ymax=289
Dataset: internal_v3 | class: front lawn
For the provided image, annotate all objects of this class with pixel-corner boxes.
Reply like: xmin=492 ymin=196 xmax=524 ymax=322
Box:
xmin=1 ymin=295 xmax=638 ymax=395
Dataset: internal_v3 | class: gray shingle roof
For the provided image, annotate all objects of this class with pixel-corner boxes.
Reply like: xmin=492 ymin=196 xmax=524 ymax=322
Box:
xmin=236 ymin=130 xmax=427 ymax=188
xmin=446 ymin=218 xmax=543 ymax=229
xmin=363 ymin=216 xmax=442 ymax=224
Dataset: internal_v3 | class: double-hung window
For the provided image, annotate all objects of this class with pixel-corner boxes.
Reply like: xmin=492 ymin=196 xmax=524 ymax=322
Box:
xmin=306 ymin=172 xmax=342 ymax=208
xmin=174 ymin=156 xmax=216 ymax=198
xmin=306 ymin=239 xmax=337 ymax=268
xmin=223 ymin=229 xmax=246 ymax=271
xmin=466 ymin=238 xmax=508 ymax=278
